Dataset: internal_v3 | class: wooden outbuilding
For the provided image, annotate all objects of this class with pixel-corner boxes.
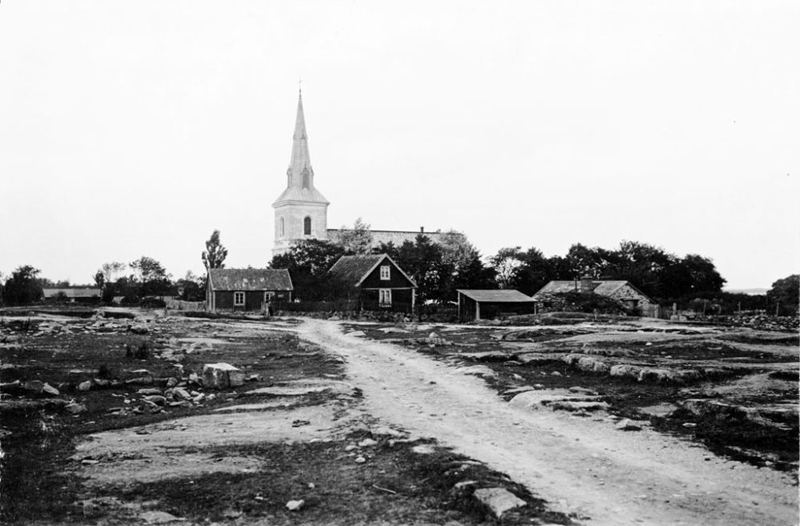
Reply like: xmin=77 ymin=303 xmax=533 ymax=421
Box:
xmin=457 ymin=289 xmax=537 ymax=322
xmin=328 ymin=254 xmax=417 ymax=312
xmin=206 ymin=268 xmax=293 ymax=313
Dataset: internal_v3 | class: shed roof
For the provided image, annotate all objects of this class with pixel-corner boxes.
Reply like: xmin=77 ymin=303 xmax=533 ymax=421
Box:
xmin=208 ymin=268 xmax=293 ymax=291
xmin=42 ymin=288 xmax=102 ymax=298
xmin=329 ymin=254 xmax=416 ymax=288
xmin=457 ymin=289 xmax=535 ymax=303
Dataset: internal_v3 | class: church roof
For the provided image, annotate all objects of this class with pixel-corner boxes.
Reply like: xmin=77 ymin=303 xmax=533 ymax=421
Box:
xmin=274 ymin=91 xmax=329 ymax=207
xmin=208 ymin=268 xmax=293 ymax=291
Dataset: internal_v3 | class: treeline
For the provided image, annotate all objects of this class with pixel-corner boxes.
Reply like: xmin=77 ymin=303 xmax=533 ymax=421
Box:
xmin=268 ymin=231 xmax=798 ymax=316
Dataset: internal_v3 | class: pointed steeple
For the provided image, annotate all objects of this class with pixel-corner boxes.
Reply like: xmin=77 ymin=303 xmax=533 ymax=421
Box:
xmin=274 ymin=90 xmax=329 ymax=205
xmin=289 ymin=90 xmax=312 ymax=187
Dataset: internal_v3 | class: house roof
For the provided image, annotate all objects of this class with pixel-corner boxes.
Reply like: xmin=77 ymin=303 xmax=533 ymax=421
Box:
xmin=208 ymin=268 xmax=293 ymax=291
xmin=329 ymin=254 xmax=416 ymax=288
xmin=457 ymin=289 xmax=535 ymax=303
xmin=42 ymin=288 xmax=102 ymax=298
xmin=532 ymin=280 xmax=651 ymax=301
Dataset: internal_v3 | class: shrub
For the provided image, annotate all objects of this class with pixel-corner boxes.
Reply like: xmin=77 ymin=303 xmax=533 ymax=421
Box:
xmin=140 ymin=297 xmax=166 ymax=309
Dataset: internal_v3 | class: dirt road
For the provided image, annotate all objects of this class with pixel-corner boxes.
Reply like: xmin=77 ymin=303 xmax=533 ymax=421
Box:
xmin=298 ymin=319 xmax=798 ymax=526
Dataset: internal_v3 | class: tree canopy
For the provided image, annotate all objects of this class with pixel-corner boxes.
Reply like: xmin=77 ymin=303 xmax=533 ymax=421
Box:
xmin=202 ymin=230 xmax=228 ymax=270
xmin=767 ymin=274 xmax=799 ymax=316
xmin=268 ymin=239 xmax=347 ymax=301
xmin=2 ymin=265 xmax=43 ymax=305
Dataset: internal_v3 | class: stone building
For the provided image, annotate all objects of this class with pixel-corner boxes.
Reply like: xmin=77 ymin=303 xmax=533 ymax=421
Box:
xmin=532 ymin=279 xmax=660 ymax=317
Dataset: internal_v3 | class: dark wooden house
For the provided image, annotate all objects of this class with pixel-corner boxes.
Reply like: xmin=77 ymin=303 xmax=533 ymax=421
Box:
xmin=206 ymin=268 xmax=293 ymax=313
xmin=457 ymin=289 xmax=537 ymax=322
xmin=328 ymin=254 xmax=417 ymax=312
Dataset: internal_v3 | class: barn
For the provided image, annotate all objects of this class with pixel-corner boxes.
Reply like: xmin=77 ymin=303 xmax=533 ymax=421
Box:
xmin=206 ymin=268 xmax=293 ymax=314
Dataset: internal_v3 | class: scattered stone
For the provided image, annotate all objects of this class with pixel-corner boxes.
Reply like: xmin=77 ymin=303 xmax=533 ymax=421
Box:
xmin=77 ymin=381 xmax=93 ymax=392
xmin=143 ymin=395 xmax=167 ymax=406
xmin=615 ymin=418 xmax=643 ymax=431
xmin=202 ymin=363 xmax=245 ymax=389
xmin=344 ymin=444 xmax=358 ymax=452
xmin=285 ymin=499 xmax=305 ymax=511
xmin=358 ymin=438 xmax=378 ymax=447
xmin=139 ymin=510 xmax=184 ymax=524
xmin=473 ymin=487 xmax=526 ymax=518
xmin=165 ymin=377 xmax=179 ymax=388
xmin=411 ymin=444 xmax=436 ymax=455
xmin=453 ymin=480 xmax=478 ymax=490
xmin=137 ymin=388 xmax=162 ymax=395
xmin=93 ymin=379 xmax=110 ymax=387
xmin=22 ymin=380 xmax=45 ymax=393
xmin=42 ymin=383 xmax=60 ymax=396
xmin=64 ymin=402 xmax=87 ymax=414
xmin=569 ymin=386 xmax=599 ymax=396
xmin=354 ymin=456 xmax=367 ymax=464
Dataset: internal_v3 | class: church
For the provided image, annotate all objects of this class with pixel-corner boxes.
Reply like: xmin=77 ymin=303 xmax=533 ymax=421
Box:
xmin=272 ymin=91 xmax=453 ymax=256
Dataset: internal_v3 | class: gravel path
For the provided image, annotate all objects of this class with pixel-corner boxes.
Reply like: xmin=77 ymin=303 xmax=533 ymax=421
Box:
xmin=298 ymin=318 xmax=798 ymax=526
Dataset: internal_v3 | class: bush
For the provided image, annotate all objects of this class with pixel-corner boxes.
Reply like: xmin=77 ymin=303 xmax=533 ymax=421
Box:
xmin=121 ymin=295 xmax=141 ymax=306
xmin=140 ymin=297 xmax=166 ymax=309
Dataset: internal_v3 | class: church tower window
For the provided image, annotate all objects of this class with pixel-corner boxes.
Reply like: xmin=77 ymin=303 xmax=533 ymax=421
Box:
xmin=279 ymin=218 xmax=285 ymax=237
xmin=304 ymin=216 xmax=312 ymax=235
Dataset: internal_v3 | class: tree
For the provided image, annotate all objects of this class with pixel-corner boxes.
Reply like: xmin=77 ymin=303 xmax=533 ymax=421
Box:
xmin=177 ymin=270 xmax=205 ymax=302
xmin=93 ymin=270 xmax=105 ymax=289
xmin=202 ymin=230 xmax=228 ymax=270
xmin=129 ymin=256 xmax=172 ymax=297
xmin=268 ymin=239 xmax=346 ymax=301
xmin=336 ymin=218 xmax=374 ymax=255
xmin=2 ymin=265 xmax=44 ymax=305
xmin=99 ymin=262 xmax=127 ymax=284
xmin=490 ymin=247 xmax=525 ymax=289
xmin=767 ymin=275 xmax=799 ymax=316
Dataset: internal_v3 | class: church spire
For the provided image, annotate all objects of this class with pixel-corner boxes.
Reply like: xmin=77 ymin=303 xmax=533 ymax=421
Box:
xmin=288 ymin=89 xmax=313 ymax=190
xmin=274 ymin=89 xmax=329 ymax=206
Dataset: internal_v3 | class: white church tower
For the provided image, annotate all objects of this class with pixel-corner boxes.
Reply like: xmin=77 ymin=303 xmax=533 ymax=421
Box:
xmin=272 ymin=90 xmax=330 ymax=256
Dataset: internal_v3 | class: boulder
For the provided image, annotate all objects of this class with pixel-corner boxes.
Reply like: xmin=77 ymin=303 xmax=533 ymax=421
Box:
xmin=202 ymin=363 xmax=245 ymax=389
xmin=473 ymin=487 xmax=526 ymax=518
xmin=609 ymin=364 xmax=642 ymax=379
xmin=615 ymin=418 xmax=644 ymax=431
xmin=77 ymin=381 xmax=93 ymax=392
xmin=22 ymin=380 xmax=45 ymax=394
xmin=42 ymin=383 xmax=60 ymax=396
xmin=285 ymin=499 xmax=305 ymax=511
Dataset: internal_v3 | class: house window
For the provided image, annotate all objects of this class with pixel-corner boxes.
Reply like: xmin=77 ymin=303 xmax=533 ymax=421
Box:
xmin=380 ymin=265 xmax=390 ymax=280
xmin=264 ymin=291 xmax=275 ymax=303
xmin=304 ymin=216 xmax=311 ymax=235
xmin=234 ymin=291 xmax=245 ymax=306
xmin=379 ymin=289 xmax=392 ymax=307
xmin=279 ymin=218 xmax=285 ymax=237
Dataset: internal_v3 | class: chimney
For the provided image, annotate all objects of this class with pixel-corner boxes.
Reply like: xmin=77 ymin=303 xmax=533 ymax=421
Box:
xmin=420 ymin=226 xmax=424 ymax=233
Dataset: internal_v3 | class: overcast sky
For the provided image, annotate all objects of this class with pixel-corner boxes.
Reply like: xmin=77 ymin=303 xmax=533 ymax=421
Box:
xmin=1 ymin=1 xmax=797 ymax=290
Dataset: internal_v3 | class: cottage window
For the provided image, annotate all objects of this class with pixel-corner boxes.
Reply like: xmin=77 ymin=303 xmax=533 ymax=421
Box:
xmin=264 ymin=291 xmax=275 ymax=303
xmin=234 ymin=291 xmax=245 ymax=306
xmin=304 ymin=216 xmax=312 ymax=235
xmin=380 ymin=265 xmax=390 ymax=280
xmin=379 ymin=288 xmax=392 ymax=307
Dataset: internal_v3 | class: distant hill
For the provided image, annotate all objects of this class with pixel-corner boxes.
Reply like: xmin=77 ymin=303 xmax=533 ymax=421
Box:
xmin=724 ymin=288 xmax=767 ymax=296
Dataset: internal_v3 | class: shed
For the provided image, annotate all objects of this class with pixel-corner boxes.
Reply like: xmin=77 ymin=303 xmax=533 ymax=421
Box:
xmin=329 ymin=254 xmax=417 ymax=312
xmin=457 ymin=289 xmax=537 ymax=322
xmin=206 ymin=268 xmax=293 ymax=313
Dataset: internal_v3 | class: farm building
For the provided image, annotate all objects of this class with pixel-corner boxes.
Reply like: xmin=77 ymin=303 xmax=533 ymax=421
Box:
xmin=533 ymin=279 xmax=659 ymax=317
xmin=328 ymin=254 xmax=417 ymax=313
xmin=206 ymin=268 xmax=293 ymax=313
xmin=457 ymin=289 xmax=537 ymax=322
xmin=42 ymin=288 xmax=102 ymax=304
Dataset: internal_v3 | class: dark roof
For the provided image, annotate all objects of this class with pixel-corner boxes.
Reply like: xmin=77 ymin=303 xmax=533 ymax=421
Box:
xmin=329 ymin=254 xmax=416 ymax=287
xmin=42 ymin=288 xmax=102 ymax=298
xmin=457 ymin=289 xmax=535 ymax=303
xmin=208 ymin=268 xmax=293 ymax=291
xmin=532 ymin=280 xmax=651 ymax=300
